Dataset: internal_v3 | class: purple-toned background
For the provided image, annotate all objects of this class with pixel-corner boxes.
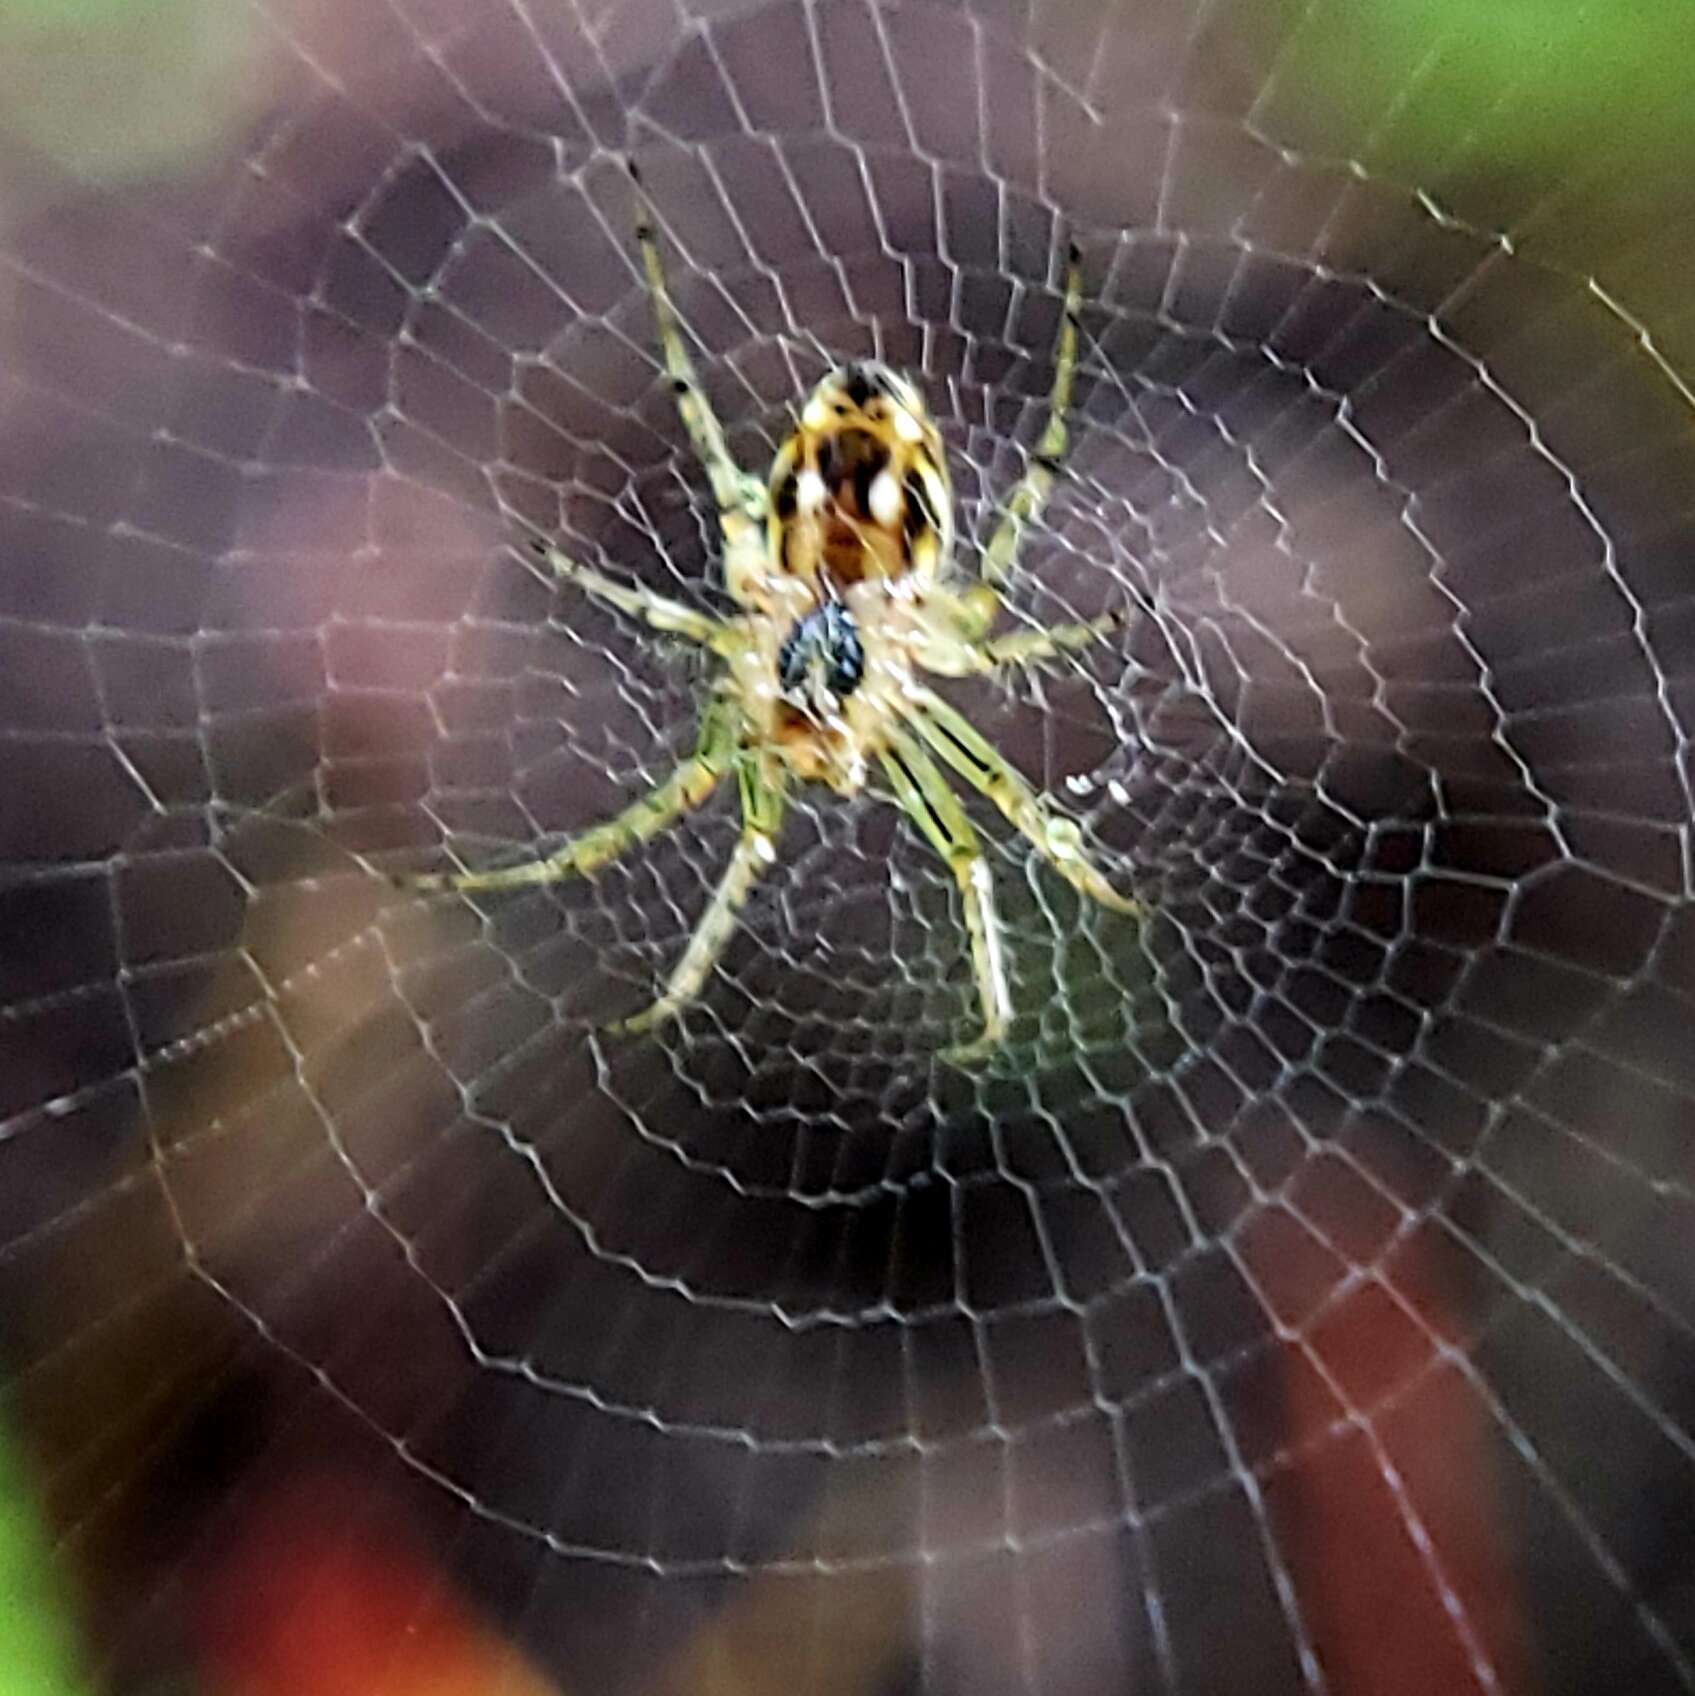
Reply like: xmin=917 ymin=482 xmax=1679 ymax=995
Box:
xmin=1 ymin=3 xmax=1692 ymax=1692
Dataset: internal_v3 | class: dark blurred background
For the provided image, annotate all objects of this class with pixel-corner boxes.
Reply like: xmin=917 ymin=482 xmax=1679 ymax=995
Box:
xmin=1 ymin=1 xmax=1693 ymax=1692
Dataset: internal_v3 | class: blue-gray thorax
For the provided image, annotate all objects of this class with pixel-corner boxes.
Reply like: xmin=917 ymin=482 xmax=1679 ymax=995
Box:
xmin=777 ymin=599 xmax=865 ymax=704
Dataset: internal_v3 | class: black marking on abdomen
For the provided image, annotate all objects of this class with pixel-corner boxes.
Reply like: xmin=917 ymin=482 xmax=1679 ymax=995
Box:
xmin=903 ymin=470 xmax=936 ymax=540
xmin=853 ymin=456 xmax=880 ymax=521
xmin=842 ymin=363 xmax=886 ymax=409
xmin=817 ymin=427 xmax=889 ymax=522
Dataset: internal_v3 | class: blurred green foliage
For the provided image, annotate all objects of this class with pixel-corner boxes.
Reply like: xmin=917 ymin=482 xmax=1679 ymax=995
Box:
xmin=1270 ymin=0 xmax=1692 ymax=177
xmin=0 ymin=1411 xmax=86 ymax=1695
xmin=1 ymin=0 xmax=142 ymax=22
xmin=0 ymin=0 xmax=263 ymax=186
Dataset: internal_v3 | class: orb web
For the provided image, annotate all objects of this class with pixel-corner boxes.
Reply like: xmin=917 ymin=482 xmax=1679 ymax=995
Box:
xmin=1 ymin=2 xmax=1693 ymax=1693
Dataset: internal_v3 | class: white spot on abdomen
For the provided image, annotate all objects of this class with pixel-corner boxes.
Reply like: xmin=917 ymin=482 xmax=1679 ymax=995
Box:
xmin=869 ymin=469 xmax=901 ymax=528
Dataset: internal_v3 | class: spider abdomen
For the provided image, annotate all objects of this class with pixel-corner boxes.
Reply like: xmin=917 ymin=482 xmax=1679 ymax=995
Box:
xmin=767 ymin=360 xmax=955 ymax=589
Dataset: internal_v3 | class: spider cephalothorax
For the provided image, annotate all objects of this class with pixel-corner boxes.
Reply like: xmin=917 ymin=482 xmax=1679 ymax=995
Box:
xmin=776 ymin=597 xmax=864 ymax=702
xmin=400 ymin=177 xmax=1138 ymax=1062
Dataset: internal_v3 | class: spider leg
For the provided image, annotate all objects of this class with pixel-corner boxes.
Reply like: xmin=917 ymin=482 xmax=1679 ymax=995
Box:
xmin=398 ymin=695 xmax=738 ymax=895
xmin=952 ymin=243 xmax=1084 ymax=645
xmin=613 ymin=751 xmax=787 ymax=1034
xmin=970 ymin=609 xmax=1126 ymax=671
xmin=903 ymin=685 xmax=1139 ymax=917
xmin=536 ymin=543 xmax=726 ymax=647
xmin=629 ymin=167 xmax=765 ymax=539
xmin=909 ymin=595 xmax=1122 ymax=680
xmin=880 ymin=729 xmax=1012 ymax=1064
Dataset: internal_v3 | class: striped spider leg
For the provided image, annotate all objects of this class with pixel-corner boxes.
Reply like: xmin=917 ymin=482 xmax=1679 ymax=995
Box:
xmin=946 ymin=241 xmax=1087 ymax=652
xmin=402 ymin=557 xmax=791 ymax=1039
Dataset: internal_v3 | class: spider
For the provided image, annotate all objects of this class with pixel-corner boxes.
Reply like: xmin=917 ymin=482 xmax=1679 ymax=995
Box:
xmin=401 ymin=173 xmax=1138 ymax=1062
